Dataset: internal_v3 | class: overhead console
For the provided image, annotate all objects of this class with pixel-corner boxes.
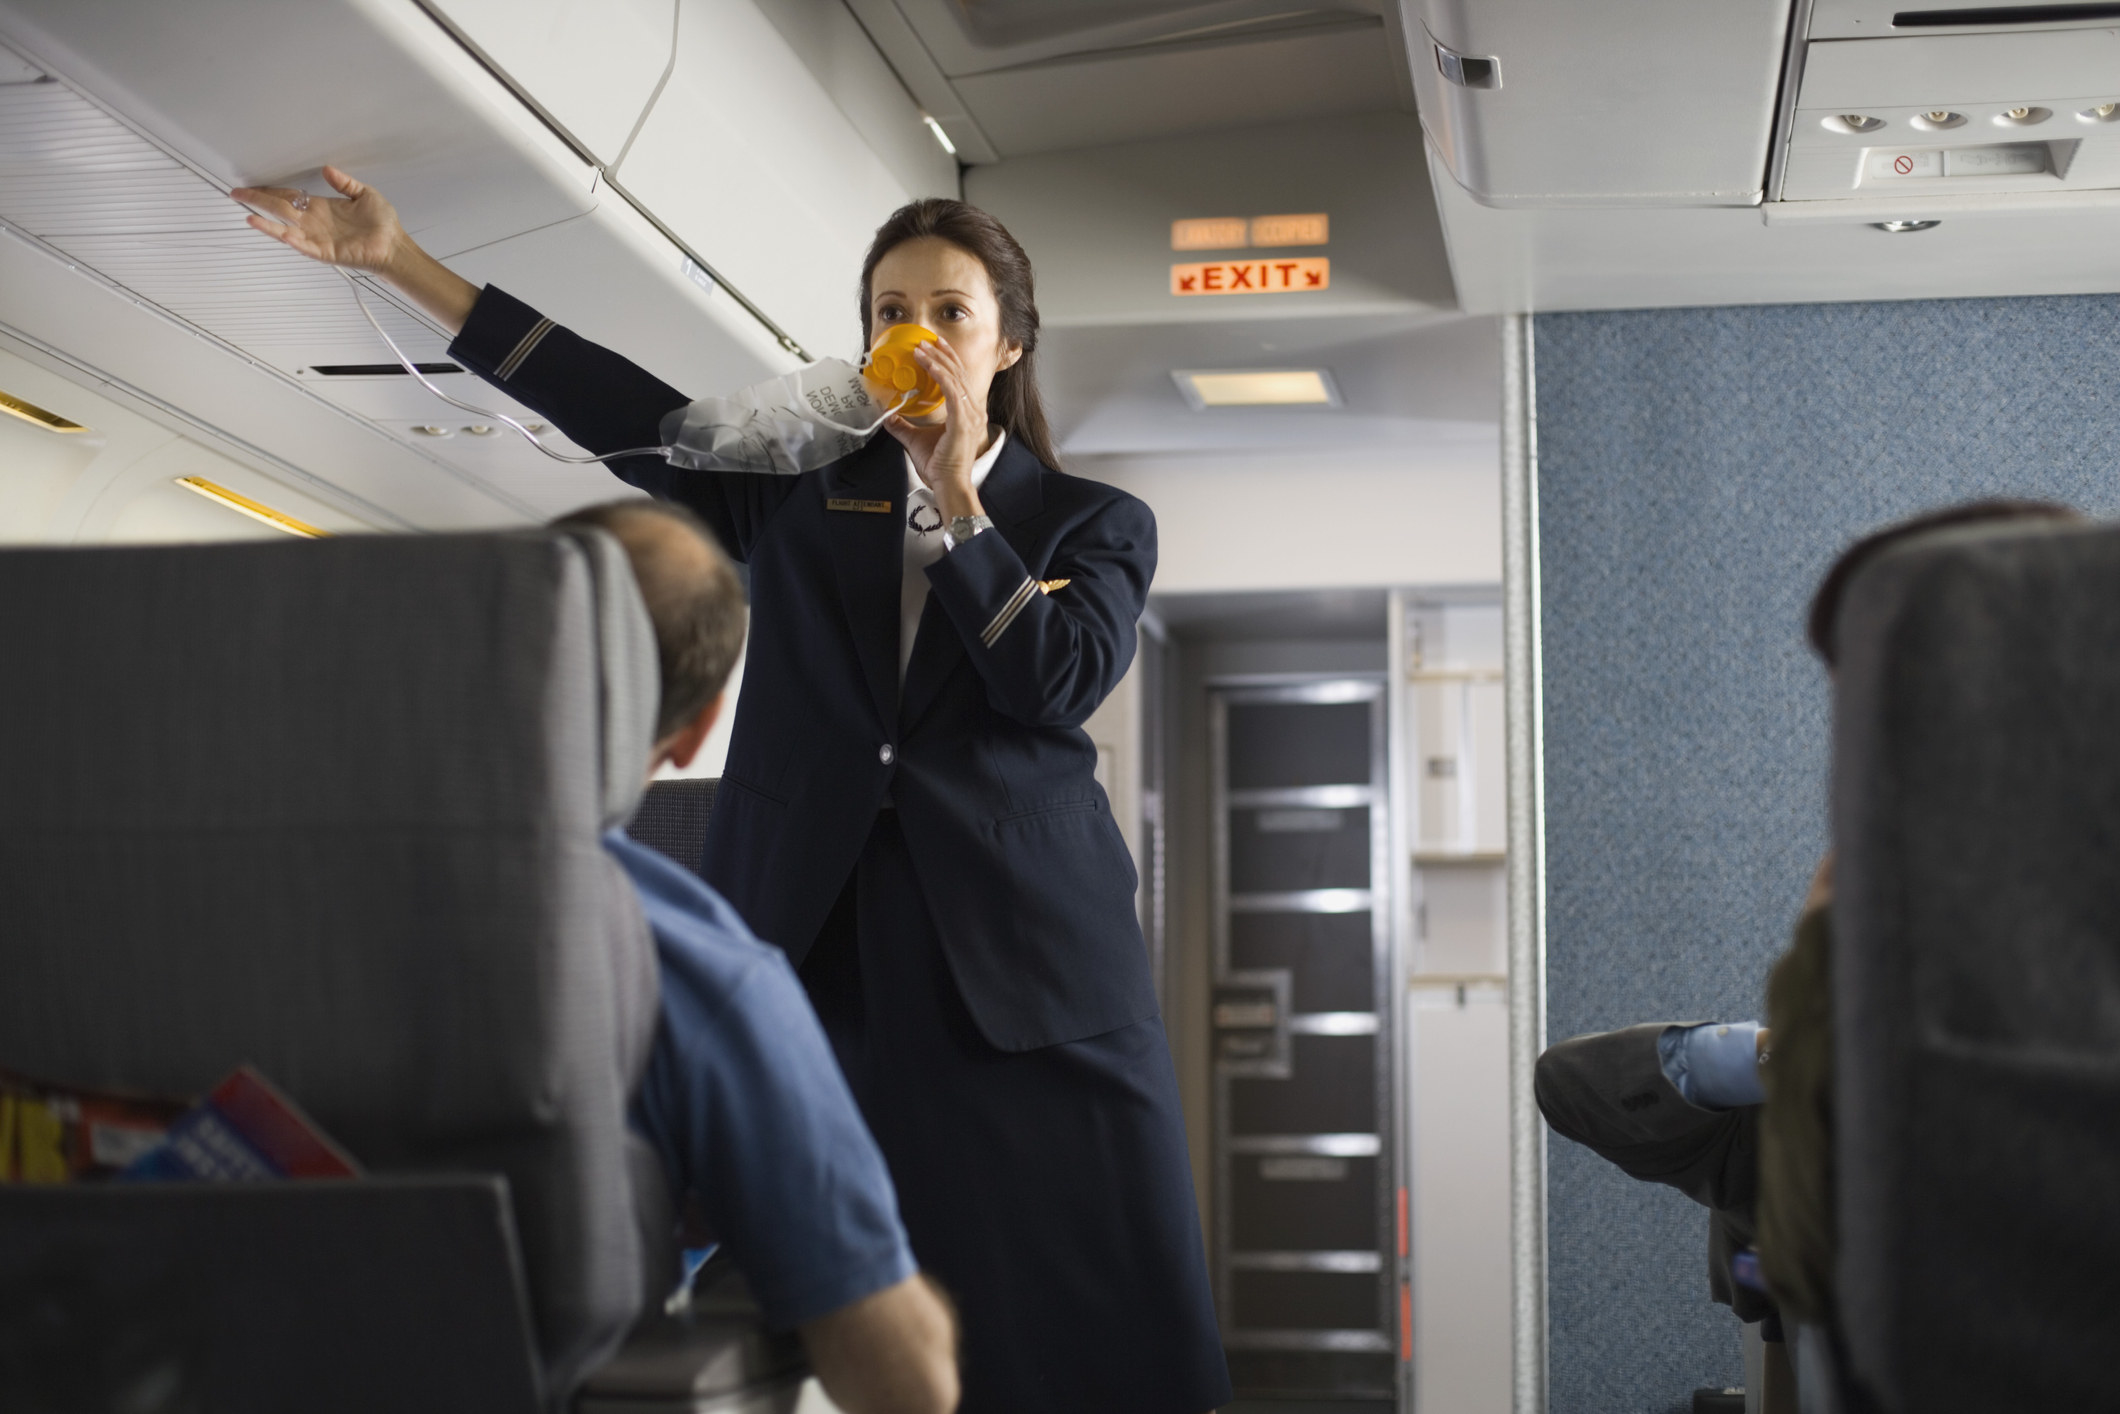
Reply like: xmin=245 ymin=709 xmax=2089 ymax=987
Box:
xmin=1407 ymin=0 xmax=2120 ymax=312
xmin=1769 ymin=0 xmax=2120 ymax=219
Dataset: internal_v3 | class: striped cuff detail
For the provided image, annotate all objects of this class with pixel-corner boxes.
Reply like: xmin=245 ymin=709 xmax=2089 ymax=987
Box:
xmin=981 ymin=576 xmax=1039 ymax=648
xmin=495 ymin=317 xmax=555 ymax=380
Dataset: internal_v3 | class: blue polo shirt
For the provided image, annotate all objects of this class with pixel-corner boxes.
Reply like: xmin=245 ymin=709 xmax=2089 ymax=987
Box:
xmin=605 ymin=829 xmax=915 ymax=1328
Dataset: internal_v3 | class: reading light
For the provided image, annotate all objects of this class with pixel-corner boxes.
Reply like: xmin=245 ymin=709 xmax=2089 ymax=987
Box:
xmin=1172 ymin=369 xmax=1339 ymax=408
xmin=174 ymin=477 xmax=329 ymax=538
xmin=0 ymin=388 xmax=87 ymax=433
xmin=922 ymin=115 xmax=958 ymax=156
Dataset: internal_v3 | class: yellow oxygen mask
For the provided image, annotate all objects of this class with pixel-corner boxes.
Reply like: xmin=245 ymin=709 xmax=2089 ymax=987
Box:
xmin=864 ymin=324 xmax=946 ymax=418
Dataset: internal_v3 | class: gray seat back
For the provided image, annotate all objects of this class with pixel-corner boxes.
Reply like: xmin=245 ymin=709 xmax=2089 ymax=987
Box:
xmin=0 ymin=530 xmax=661 ymax=1398
xmin=0 ymin=1179 xmax=545 ymax=1414
xmin=625 ymin=778 xmax=721 ymax=873
xmin=1832 ymin=519 xmax=2120 ymax=1411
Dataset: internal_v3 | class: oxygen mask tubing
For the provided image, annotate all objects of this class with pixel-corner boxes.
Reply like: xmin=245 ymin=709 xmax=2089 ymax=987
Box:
xmin=338 ymin=262 xmax=940 ymax=475
xmin=337 ymin=266 xmax=669 ymax=465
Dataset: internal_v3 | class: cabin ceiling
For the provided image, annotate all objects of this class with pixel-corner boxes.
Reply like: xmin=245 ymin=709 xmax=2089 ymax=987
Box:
xmin=12 ymin=0 xmax=2109 ymax=543
xmin=843 ymin=0 xmax=1405 ymax=161
xmin=901 ymin=3 xmax=1483 ymax=466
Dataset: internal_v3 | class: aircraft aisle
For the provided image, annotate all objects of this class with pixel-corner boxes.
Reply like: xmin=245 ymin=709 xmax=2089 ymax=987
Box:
xmin=2 ymin=3 xmax=2115 ymax=1413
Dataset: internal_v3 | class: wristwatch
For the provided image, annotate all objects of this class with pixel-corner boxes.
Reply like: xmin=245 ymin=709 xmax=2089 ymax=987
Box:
xmin=946 ymin=514 xmax=993 ymax=548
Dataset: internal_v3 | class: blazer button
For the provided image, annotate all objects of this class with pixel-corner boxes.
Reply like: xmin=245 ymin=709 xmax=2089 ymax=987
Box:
xmin=879 ymin=743 xmax=895 ymax=764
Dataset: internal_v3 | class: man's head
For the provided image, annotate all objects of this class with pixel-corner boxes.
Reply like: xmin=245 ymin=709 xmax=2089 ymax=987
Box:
xmin=1807 ymin=498 xmax=2084 ymax=668
xmin=555 ymin=499 xmax=747 ymax=771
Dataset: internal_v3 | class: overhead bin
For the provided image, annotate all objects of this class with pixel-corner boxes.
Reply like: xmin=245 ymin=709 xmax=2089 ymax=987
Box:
xmin=0 ymin=0 xmax=608 ymax=263
xmin=426 ymin=0 xmax=956 ymax=360
xmin=607 ymin=0 xmax=954 ymax=360
xmin=420 ymin=0 xmax=677 ymax=169
xmin=1409 ymin=0 xmax=1793 ymax=207
xmin=0 ymin=0 xmax=805 ymax=529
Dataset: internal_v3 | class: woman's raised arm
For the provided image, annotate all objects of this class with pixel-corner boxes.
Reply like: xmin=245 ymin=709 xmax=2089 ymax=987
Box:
xmin=232 ymin=166 xmax=479 ymax=334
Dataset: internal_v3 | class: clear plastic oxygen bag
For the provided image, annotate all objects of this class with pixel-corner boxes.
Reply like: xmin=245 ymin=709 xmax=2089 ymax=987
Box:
xmin=658 ymin=358 xmax=904 ymax=476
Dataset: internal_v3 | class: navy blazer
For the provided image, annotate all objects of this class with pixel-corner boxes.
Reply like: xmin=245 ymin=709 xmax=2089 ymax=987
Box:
xmin=452 ymin=289 xmax=1159 ymax=1051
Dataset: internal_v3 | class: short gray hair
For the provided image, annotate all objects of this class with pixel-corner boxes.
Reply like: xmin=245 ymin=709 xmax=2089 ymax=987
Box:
xmin=556 ymin=499 xmax=747 ymax=737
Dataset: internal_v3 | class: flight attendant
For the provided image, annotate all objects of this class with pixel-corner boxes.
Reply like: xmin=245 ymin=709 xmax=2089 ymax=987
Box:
xmin=237 ymin=168 xmax=1230 ymax=1414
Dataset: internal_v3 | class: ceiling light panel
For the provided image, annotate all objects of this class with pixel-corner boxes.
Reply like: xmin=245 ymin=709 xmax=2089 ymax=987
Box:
xmin=1173 ymin=368 xmax=1340 ymax=407
xmin=173 ymin=476 xmax=329 ymax=538
xmin=0 ymin=386 xmax=86 ymax=432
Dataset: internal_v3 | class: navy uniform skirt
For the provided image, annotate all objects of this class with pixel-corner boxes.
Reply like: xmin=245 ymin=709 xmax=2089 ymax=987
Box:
xmin=801 ymin=811 xmax=1230 ymax=1414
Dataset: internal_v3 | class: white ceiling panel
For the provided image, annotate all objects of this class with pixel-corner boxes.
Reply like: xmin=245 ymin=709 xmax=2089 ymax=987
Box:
xmin=888 ymin=0 xmax=1379 ymax=76
xmin=954 ymin=19 xmax=1398 ymax=157
xmin=1042 ymin=311 xmax=1495 ymax=455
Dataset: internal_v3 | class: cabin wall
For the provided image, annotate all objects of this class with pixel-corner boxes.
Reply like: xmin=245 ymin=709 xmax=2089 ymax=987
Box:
xmin=1083 ymin=446 xmax=1502 ymax=595
xmin=1533 ymin=293 xmax=2120 ymax=1411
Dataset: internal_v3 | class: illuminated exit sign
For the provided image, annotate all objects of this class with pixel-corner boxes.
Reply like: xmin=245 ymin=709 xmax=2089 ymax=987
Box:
xmin=1170 ymin=257 xmax=1330 ymax=296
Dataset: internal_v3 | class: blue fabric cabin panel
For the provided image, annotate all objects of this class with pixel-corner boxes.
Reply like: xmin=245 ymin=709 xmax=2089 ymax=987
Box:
xmin=1533 ymin=294 xmax=2120 ymax=1413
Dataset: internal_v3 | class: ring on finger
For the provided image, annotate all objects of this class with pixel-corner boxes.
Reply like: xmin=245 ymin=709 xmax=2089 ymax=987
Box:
xmin=290 ymin=193 xmax=311 ymax=212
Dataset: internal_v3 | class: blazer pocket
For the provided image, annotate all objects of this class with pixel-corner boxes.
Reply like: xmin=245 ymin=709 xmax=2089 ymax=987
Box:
xmin=995 ymin=797 xmax=1099 ymax=825
xmin=708 ymin=774 xmax=793 ymax=874
xmin=994 ymin=797 xmax=1139 ymax=898
xmin=716 ymin=772 xmax=790 ymax=810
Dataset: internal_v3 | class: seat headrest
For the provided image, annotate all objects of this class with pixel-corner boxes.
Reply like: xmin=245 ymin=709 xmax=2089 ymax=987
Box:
xmin=0 ymin=527 xmax=658 ymax=836
xmin=1831 ymin=517 xmax=2120 ymax=1408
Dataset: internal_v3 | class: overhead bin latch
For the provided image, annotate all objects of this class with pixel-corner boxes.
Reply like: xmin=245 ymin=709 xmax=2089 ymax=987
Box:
xmin=1435 ymin=42 xmax=1501 ymax=90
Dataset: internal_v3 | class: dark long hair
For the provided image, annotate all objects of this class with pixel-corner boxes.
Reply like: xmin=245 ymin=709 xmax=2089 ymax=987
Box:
xmin=859 ymin=199 xmax=1062 ymax=470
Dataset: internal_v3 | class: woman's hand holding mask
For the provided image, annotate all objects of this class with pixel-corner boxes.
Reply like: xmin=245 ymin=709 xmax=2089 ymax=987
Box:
xmin=887 ymin=337 xmax=990 ymax=523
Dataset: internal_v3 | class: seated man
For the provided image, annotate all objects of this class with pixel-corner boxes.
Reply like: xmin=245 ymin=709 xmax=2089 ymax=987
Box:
xmin=557 ymin=499 xmax=958 ymax=1414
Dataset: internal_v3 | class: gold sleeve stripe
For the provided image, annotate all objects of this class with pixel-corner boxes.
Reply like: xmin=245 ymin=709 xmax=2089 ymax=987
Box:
xmin=981 ymin=576 xmax=1040 ymax=647
xmin=497 ymin=317 xmax=556 ymax=380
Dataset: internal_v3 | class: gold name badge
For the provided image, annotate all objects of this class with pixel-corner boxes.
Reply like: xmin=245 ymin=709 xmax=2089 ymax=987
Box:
xmin=826 ymin=497 xmax=893 ymax=514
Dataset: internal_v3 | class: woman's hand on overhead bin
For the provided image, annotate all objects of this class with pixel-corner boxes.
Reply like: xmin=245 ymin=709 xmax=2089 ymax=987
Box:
xmin=233 ymin=165 xmax=400 ymax=272
xmin=232 ymin=166 xmax=479 ymax=334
